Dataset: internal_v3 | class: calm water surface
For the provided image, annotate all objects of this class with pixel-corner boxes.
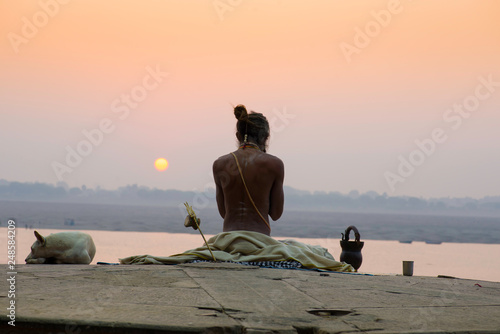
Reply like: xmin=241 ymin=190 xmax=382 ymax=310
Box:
xmin=2 ymin=227 xmax=499 ymax=283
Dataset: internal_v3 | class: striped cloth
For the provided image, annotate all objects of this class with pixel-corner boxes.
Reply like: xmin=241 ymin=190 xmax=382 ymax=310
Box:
xmin=187 ymin=259 xmax=303 ymax=269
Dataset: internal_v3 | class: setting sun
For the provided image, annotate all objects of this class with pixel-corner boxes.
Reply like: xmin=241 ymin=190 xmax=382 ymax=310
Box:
xmin=154 ymin=158 xmax=169 ymax=171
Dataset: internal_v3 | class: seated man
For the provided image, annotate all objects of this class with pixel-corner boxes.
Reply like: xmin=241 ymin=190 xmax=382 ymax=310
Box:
xmin=120 ymin=105 xmax=353 ymax=272
xmin=212 ymin=104 xmax=284 ymax=236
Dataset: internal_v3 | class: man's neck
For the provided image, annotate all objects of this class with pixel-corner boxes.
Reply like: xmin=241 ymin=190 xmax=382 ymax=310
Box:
xmin=239 ymin=142 xmax=264 ymax=151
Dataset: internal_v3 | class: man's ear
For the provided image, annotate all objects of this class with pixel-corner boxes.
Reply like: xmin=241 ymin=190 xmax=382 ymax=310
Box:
xmin=34 ymin=230 xmax=46 ymax=246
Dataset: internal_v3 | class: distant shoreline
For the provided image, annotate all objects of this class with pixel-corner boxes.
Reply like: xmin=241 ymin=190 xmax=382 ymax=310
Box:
xmin=2 ymin=197 xmax=500 ymax=218
xmin=2 ymin=181 xmax=500 ymax=217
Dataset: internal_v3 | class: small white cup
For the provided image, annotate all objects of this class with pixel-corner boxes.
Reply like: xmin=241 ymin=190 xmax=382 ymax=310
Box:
xmin=403 ymin=261 xmax=414 ymax=276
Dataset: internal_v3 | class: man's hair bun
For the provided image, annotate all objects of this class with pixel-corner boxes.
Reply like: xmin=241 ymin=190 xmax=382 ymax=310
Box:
xmin=234 ymin=104 xmax=248 ymax=121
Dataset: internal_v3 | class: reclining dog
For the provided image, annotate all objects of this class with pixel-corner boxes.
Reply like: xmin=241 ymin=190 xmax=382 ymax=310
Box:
xmin=25 ymin=230 xmax=96 ymax=264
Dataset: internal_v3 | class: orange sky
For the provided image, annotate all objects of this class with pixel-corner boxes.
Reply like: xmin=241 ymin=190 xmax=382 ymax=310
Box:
xmin=1 ymin=0 xmax=499 ymax=198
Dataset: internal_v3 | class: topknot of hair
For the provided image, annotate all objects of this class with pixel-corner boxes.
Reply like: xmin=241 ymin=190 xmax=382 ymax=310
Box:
xmin=234 ymin=104 xmax=248 ymax=121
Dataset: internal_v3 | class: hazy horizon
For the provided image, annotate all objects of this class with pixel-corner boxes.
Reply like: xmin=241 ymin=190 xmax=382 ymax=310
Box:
xmin=1 ymin=1 xmax=499 ymax=199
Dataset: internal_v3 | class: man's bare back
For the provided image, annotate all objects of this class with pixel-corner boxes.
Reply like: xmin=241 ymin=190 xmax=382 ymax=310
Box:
xmin=213 ymin=146 xmax=284 ymax=236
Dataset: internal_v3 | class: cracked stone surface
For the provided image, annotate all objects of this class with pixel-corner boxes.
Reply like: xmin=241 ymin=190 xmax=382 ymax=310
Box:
xmin=1 ymin=263 xmax=499 ymax=333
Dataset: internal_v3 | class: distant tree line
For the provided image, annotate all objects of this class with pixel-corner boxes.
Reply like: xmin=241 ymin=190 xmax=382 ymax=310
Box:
xmin=1 ymin=180 xmax=499 ymax=215
xmin=283 ymin=188 xmax=500 ymax=214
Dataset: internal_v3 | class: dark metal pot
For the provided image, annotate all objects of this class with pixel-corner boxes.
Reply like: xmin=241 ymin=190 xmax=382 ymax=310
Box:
xmin=340 ymin=225 xmax=364 ymax=271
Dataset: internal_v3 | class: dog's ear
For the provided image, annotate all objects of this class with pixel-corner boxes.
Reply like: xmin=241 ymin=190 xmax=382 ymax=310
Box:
xmin=34 ymin=230 xmax=46 ymax=246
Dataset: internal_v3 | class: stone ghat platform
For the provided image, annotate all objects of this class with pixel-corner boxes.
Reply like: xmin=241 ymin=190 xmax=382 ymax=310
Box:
xmin=1 ymin=263 xmax=499 ymax=334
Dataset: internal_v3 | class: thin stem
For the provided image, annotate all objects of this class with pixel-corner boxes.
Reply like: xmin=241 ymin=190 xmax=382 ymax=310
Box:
xmin=184 ymin=202 xmax=217 ymax=261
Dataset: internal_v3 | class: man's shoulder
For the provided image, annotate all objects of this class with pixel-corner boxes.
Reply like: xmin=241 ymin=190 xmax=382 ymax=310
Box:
xmin=214 ymin=152 xmax=233 ymax=162
xmin=213 ymin=151 xmax=283 ymax=167
xmin=213 ymin=153 xmax=233 ymax=169
xmin=263 ymin=152 xmax=283 ymax=163
xmin=256 ymin=152 xmax=284 ymax=172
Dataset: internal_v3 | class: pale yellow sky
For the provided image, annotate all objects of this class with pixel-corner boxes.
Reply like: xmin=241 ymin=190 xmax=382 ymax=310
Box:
xmin=1 ymin=0 xmax=499 ymax=198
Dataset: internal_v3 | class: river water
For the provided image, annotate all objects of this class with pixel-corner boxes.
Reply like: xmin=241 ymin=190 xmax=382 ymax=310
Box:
xmin=2 ymin=227 xmax=499 ymax=283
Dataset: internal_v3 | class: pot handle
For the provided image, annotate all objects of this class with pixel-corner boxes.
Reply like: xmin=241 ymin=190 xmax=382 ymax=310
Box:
xmin=342 ymin=225 xmax=361 ymax=243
